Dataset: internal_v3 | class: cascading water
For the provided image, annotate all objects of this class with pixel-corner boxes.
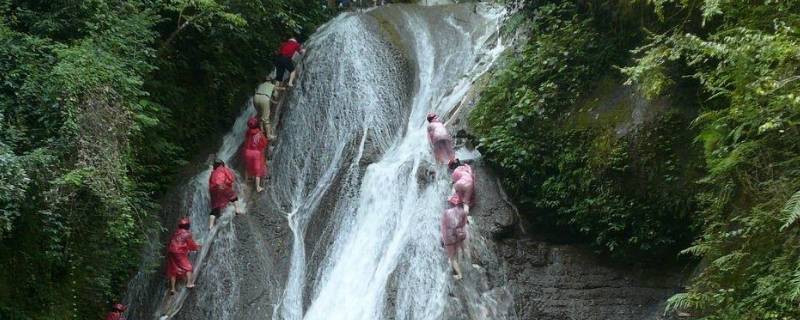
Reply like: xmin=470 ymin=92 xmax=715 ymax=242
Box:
xmin=270 ymin=3 xmax=512 ymax=320
xmin=123 ymin=103 xmax=254 ymax=320
xmin=124 ymin=3 xmax=514 ymax=320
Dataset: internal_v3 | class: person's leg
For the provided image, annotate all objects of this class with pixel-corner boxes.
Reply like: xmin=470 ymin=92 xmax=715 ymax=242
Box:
xmin=450 ymin=257 xmax=463 ymax=280
xmin=186 ymin=271 xmax=195 ymax=288
xmin=287 ymin=61 xmax=297 ymax=87
xmin=445 ymin=139 xmax=455 ymax=163
xmin=263 ymin=121 xmax=273 ymax=139
xmin=434 ymin=140 xmax=445 ymax=164
xmin=209 ymin=214 xmax=217 ymax=230
xmin=272 ymin=99 xmax=285 ymax=136
xmin=464 ymin=225 xmax=472 ymax=261
xmin=288 ymin=71 xmax=297 ymax=87
xmin=232 ymin=200 xmax=243 ymax=215
xmin=169 ymin=276 xmax=177 ymax=294
xmin=275 ymin=58 xmax=287 ymax=86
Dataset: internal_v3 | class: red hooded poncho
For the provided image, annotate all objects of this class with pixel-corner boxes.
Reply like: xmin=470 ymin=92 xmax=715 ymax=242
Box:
xmin=209 ymin=165 xmax=237 ymax=210
xmin=278 ymin=39 xmax=303 ymax=58
xmin=451 ymin=164 xmax=475 ymax=206
xmin=104 ymin=311 xmax=126 ymax=320
xmin=166 ymin=228 xmax=199 ymax=278
xmin=243 ymin=117 xmax=269 ymax=178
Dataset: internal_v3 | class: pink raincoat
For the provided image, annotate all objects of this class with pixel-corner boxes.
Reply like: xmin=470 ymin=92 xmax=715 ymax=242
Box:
xmin=451 ymin=164 xmax=475 ymax=206
xmin=427 ymin=117 xmax=454 ymax=164
xmin=441 ymin=205 xmax=468 ymax=258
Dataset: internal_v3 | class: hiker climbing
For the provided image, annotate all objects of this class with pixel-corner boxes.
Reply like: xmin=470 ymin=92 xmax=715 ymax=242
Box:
xmin=166 ymin=218 xmax=200 ymax=295
xmin=426 ymin=112 xmax=455 ymax=164
xmin=274 ymin=37 xmax=305 ymax=88
xmin=441 ymin=196 xmax=468 ymax=280
xmin=209 ymin=159 xmax=242 ymax=229
xmin=104 ymin=303 xmax=127 ymax=320
xmin=449 ymin=158 xmax=475 ymax=214
xmin=255 ymin=79 xmax=279 ymax=139
xmin=243 ymin=117 xmax=269 ymax=193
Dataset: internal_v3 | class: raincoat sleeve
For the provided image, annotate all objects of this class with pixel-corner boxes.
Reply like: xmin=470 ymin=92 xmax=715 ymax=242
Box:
xmin=464 ymin=184 xmax=474 ymax=207
xmin=225 ymin=167 xmax=236 ymax=186
xmin=258 ymin=132 xmax=268 ymax=150
xmin=186 ymin=234 xmax=199 ymax=251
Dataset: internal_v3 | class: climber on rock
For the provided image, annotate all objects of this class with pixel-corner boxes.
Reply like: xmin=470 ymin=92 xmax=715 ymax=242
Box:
xmin=166 ymin=217 xmax=200 ymax=295
xmin=426 ymin=112 xmax=455 ymax=164
xmin=274 ymin=37 xmax=305 ymax=88
xmin=104 ymin=303 xmax=127 ymax=320
xmin=255 ymin=79 xmax=279 ymax=139
xmin=449 ymin=158 xmax=475 ymax=214
xmin=243 ymin=117 xmax=269 ymax=193
xmin=441 ymin=196 xmax=468 ymax=280
xmin=209 ymin=159 xmax=242 ymax=229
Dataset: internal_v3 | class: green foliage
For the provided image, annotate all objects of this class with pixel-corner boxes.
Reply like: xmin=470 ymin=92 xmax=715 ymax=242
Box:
xmin=0 ymin=0 xmax=328 ymax=318
xmin=782 ymin=190 xmax=800 ymax=231
xmin=0 ymin=140 xmax=28 ymax=236
xmin=621 ymin=0 xmax=800 ymax=318
xmin=478 ymin=0 xmax=800 ymax=316
xmin=471 ymin=1 xmax=702 ymax=261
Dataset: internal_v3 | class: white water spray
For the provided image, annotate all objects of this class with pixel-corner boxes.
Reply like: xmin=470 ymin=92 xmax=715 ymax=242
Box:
xmin=271 ymin=4 xmax=510 ymax=320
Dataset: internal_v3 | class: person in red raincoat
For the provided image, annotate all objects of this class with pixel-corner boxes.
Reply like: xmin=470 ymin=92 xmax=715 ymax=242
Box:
xmin=426 ymin=113 xmax=455 ymax=164
xmin=208 ymin=160 xmax=242 ymax=229
xmin=449 ymin=158 xmax=475 ymax=214
xmin=104 ymin=303 xmax=127 ymax=320
xmin=441 ymin=196 xmax=468 ymax=280
xmin=166 ymin=217 xmax=200 ymax=295
xmin=243 ymin=117 xmax=269 ymax=193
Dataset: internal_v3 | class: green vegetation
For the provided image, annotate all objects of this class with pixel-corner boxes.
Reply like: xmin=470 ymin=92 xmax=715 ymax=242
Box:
xmin=625 ymin=1 xmax=800 ymax=319
xmin=0 ymin=0 xmax=327 ymax=318
xmin=473 ymin=0 xmax=800 ymax=317
xmin=472 ymin=1 xmax=702 ymax=261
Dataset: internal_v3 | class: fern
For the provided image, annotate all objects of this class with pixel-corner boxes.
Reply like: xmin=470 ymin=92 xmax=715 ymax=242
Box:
xmin=789 ymin=268 xmax=800 ymax=301
xmin=780 ymin=189 xmax=800 ymax=231
xmin=666 ymin=292 xmax=708 ymax=314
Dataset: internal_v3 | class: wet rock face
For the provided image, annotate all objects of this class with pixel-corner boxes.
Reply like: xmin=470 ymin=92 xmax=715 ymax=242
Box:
xmin=465 ymin=159 xmax=683 ymax=320
xmin=499 ymin=240 xmax=682 ymax=320
xmin=447 ymin=78 xmax=684 ymax=320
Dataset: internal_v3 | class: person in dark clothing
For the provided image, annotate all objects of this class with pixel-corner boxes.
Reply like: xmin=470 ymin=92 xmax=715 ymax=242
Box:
xmin=274 ymin=37 xmax=306 ymax=88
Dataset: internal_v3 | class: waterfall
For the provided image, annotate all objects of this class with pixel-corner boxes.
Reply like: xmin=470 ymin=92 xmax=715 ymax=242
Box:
xmin=123 ymin=103 xmax=255 ymax=320
xmin=271 ymin=3 xmax=510 ymax=320
xmin=123 ymin=3 xmax=513 ymax=320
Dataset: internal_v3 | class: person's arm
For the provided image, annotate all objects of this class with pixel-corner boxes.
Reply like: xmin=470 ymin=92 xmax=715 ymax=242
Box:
xmin=187 ymin=236 xmax=200 ymax=251
xmin=440 ymin=212 xmax=448 ymax=247
xmin=464 ymin=187 xmax=473 ymax=214
xmin=259 ymin=133 xmax=268 ymax=150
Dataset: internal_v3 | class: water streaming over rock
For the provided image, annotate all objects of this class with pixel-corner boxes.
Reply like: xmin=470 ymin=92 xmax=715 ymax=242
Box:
xmin=123 ymin=103 xmax=255 ymax=320
xmin=123 ymin=3 xmax=514 ymax=320
xmin=270 ymin=3 xmax=512 ymax=320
